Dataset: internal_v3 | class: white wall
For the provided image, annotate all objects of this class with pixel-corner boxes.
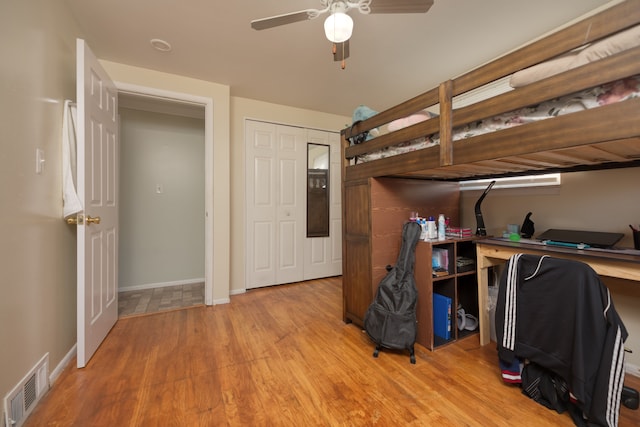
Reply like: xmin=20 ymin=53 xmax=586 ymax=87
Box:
xmin=460 ymin=167 xmax=640 ymax=368
xmin=119 ymin=108 xmax=205 ymax=290
xmin=101 ymin=63 xmax=351 ymax=300
xmin=0 ymin=0 xmax=80 ymax=398
xmin=0 ymin=2 xmax=349 ymax=400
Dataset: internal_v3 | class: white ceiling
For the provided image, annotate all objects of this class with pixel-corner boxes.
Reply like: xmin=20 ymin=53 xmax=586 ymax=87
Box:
xmin=64 ymin=0 xmax=613 ymax=117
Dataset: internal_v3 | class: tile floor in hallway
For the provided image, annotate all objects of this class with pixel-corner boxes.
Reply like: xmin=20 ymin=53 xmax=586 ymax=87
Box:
xmin=118 ymin=282 xmax=205 ymax=317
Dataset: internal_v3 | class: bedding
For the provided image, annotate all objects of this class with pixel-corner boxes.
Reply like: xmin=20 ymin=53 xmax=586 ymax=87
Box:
xmin=349 ymin=108 xmax=439 ymax=162
xmin=350 ymin=105 xmax=380 ymax=143
xmin=510 ymin=24 xmax=640 ymax=88
xmin=387 ymin=110 xmax=436 ymax=132
xmin=348 ymin=107 xmax=437 ymax=147
xmin=354 ymin=75 xmax=640 ymax=164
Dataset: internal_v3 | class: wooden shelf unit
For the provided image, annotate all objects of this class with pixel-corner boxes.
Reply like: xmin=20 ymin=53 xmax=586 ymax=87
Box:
xmin=342 ymin=176 xmax=460 ymax=327
xmin=414 ymin=237 xmax=480 ymax=350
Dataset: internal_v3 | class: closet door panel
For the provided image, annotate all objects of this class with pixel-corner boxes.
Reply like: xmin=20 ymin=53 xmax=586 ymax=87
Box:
xmin=245 ymin=121 xmax=277 ymax=288
xmin=275 ymin=125 xmax=306 ymax=284
xmin=247 ymin=120 xmax=342 ymax=288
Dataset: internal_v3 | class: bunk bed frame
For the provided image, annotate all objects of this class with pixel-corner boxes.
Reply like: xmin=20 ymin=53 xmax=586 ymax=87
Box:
xmin=341 ymin=0 xmax=640 ymax=182
xmin=340 ymin=0 xmax=640 ymax=328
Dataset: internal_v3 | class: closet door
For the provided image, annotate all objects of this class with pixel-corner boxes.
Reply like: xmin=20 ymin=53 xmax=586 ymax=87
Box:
xmin=275 ymin=125 xmax=306 ymax=284
xmin=328 ymin=131 xmax=343 ymax=276
xmin=304 ymin=130 xmax=342 ymax=280
xmin=245 ymin=120 xmax=305 ymax=288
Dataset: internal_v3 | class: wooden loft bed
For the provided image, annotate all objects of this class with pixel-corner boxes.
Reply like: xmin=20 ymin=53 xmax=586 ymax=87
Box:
xmin=340 ymin=0 xmax=640 ymax=328
xmin=341 ymin=0 xmax=640 ymax=182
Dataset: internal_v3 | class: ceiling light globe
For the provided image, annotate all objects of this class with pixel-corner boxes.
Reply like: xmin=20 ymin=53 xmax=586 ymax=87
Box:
xmin=324 ymin=12 xmax=353 ymax=43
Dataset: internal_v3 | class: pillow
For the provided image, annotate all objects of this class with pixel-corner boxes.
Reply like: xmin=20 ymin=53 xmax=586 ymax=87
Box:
xmin=509 ymin=54 xmax=577 ymax=88
xmin=387 ymin=110 xmax=436 ymax=132
xmin=510 ymin=24 xmax=640 ymax=88
xmin=574 ymin=24 xmax=640 ymax=65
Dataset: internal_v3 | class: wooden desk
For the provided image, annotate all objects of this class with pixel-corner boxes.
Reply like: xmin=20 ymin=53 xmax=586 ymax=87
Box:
xmin=475 ymin=238 xmax=640 ymax=346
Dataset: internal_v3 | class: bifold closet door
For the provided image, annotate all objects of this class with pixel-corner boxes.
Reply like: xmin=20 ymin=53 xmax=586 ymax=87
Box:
xmin=303 ymin=130 xmax=342 ymax=280
xmin=245 ymin=120 xmax=306 ymax=289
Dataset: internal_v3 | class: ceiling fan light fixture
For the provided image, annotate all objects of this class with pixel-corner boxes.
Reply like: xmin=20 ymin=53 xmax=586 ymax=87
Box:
xmin=324 ymin=12 xmax=353 ymax=43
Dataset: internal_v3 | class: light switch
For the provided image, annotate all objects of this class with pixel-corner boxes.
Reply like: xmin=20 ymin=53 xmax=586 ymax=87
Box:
xmin=156 ymin=184 xmax=163 ymax=194
xmin=36 ymin=148 xmax=45 ymax=174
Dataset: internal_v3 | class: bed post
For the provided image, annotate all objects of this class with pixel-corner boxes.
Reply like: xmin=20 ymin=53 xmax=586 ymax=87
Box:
xmin=340 ymin=128 xmax=349 ymax=322
xmin=439 ymin=80 xmax=453 ymax=166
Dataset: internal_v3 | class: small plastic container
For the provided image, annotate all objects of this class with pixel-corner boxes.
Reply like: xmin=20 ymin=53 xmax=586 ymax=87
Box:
xmin=507 ymin=224 xmax=520 ymax=242
xmin=427 ymin=216 xmax=437 ymax=240
xmin=437 ymin=214 xmax=446 ymax=241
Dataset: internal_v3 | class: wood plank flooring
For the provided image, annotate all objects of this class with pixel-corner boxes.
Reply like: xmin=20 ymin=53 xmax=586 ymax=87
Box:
xmin=26 ymin=277 xmax=640 ymax=426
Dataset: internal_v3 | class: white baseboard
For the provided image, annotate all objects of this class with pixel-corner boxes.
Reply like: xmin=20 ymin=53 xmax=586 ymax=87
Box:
xmin=626 ymin=362 xmax=640 ymax=378
xmin=118 ymin=278 xmax=205 ymax=292
xmin=213 ymin=288 xmax=245 ymax=305
xmin=230 ymin=288 xmax=246 ymax=296
xmin=49 ymin=344 xmax=77 ymax=386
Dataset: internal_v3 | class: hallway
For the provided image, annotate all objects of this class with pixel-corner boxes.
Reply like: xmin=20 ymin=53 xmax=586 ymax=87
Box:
xmin=118 ymin=282 xmax=204 ymax=317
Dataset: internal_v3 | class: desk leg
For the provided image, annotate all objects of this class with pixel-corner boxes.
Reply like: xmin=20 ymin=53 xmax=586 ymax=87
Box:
xmin=477 ymin=259 xmax=491 ymax=346
xmin=476 ymin=249 xmax=503 ymax=346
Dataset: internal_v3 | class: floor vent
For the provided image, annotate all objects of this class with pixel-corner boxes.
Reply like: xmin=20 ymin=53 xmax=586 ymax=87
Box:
xmin=3 ymin=353 xmax=49 ymax=427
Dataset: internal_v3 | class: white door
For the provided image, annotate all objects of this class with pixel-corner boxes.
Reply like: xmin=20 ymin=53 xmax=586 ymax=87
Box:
xmin=275 ymin=125 xmax=306 ymax=284
xmin=245 ymin=120 xmax=305 ymax=288
xmin=245 ymin=120 xmax=276 ymax=288
xmin=303 ymin=130 xmax=342 ymax=279
xmin=75 ymin=39 xmax=119 ymax=368
xmin=328 ymin=131 xmax=343 ymax=276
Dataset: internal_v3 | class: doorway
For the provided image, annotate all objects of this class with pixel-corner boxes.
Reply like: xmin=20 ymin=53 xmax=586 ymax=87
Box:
xmin=115 ymin=83 xmax=214 ymax=308
xmin=117 ymin=101 xmax=204 ymax=316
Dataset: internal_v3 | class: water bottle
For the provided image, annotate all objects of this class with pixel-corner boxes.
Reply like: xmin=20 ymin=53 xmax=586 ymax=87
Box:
xmin=437 ymin=214 xmax=446 ymax=241
xmin=427 ymin=216 xmax=437 ymax=240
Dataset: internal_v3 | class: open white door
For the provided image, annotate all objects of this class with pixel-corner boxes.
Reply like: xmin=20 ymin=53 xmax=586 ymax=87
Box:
xmin=75 ymin=39 xmax=119 ymax=368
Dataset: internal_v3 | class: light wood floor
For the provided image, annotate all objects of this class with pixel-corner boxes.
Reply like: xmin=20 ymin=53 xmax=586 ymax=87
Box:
xmin=26 ymin=277 xmax=640 ymax=426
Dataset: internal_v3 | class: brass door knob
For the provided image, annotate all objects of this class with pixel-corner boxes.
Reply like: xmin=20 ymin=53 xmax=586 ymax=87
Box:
xmin=86 ymin=215 xmax=101 ymax=225
xmin=65 ymin=214 xmax=101 ymax=225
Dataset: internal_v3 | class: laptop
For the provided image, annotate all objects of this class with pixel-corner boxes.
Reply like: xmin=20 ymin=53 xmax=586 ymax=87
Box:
xmin=536 ymin=229 xmax=624 ymax=249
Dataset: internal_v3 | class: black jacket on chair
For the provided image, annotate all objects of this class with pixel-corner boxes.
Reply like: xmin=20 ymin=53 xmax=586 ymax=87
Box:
xmin=496 ymin=254 xmax=627 ymax=427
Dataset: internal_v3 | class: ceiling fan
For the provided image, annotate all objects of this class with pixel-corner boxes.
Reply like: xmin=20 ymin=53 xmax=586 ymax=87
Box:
xmin=250 ymin=0 xmax=434 ymax=69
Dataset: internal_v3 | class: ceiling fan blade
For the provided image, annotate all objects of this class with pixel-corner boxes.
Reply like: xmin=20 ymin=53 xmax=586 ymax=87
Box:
xmin=251 ymin=10 xmax=318 ymax=30
xmin=333 ymin=40 xmax=350 ymax=61
xmin=369 ymin=0 xmax=434 ymax=14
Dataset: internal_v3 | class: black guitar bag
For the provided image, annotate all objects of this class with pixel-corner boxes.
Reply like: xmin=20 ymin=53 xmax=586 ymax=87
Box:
xmin=364 ymin=221 xmax=421 ymax=364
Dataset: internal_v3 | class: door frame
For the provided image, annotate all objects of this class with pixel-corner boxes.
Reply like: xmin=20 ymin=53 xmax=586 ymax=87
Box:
xmin=115 ymin=82 xmax=214 ymax=305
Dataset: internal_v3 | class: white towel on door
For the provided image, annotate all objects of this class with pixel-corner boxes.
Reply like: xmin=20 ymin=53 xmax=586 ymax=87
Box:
xmin=62 ymin=100 xmax=83 ymax=219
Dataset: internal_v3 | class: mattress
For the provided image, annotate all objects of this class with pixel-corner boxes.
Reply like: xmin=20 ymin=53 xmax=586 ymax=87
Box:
xmin=355 ymin=75 xmax=640 ymax=164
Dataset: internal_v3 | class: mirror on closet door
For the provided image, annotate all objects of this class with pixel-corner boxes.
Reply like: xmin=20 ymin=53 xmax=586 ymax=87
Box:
xmin=307 ymin=143 xmax=330 ymax=237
